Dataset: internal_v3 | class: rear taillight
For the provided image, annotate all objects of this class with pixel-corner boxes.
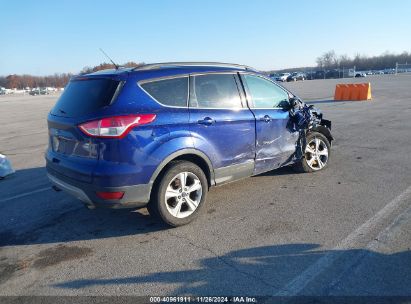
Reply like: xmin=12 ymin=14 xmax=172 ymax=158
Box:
xmin=78 ymin=114 xmax=156 ymax=138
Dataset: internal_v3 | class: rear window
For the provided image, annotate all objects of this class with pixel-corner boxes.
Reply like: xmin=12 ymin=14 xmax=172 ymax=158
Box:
xmin=51 ymin=78 xmax=122 ymax=117
xmin=140 ymin=77 xmax=188 ymax=107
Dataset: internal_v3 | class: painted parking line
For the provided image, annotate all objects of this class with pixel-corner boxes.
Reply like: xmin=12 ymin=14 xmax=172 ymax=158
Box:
xmin=0 ymin=187 xmax=51 ymax=203
xmin=275 ymin=184 xmax=411 ymax=296
xmin=324 ymin=203 xmax=411 ymax=294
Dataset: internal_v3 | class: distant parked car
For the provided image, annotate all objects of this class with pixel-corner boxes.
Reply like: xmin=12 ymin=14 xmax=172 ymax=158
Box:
xmin=29 ymin=89 xmax=41 ymax=96
xmin=384 ymin=69 xmax=395 ymax=74
xmin=40 ymin=88 xmax=50 ymax=95
xmin=325 ymin=69 xmax=341 ymax=79
xmin=276 ymin=73 xmax=291 ymax=82
xmin=355 ymin=72 xmax=367 ymax=78
xmin=287 ymin=72 xmax=306 ymax=82
xmin=314 ymin=71 xmax=325 ymax=79
xmin=269 ymin=73 xmax=280 ymax=80
xmin=304 ymin=71 xmax=316 ymax=80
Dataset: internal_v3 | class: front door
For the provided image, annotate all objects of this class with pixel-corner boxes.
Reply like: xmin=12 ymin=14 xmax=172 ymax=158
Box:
xmin=241 ymin=73 xmax=299 ymax=175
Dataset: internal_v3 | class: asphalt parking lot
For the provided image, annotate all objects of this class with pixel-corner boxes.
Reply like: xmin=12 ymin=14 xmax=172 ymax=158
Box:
xmin=0 ymin=74 xmax=410 ymax=296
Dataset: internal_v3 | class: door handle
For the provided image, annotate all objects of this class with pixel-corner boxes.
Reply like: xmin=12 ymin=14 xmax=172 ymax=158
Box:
xmin=260 ymin=115 xmax=272 ymax=123
xmin=198 ymin=117 xmax=215 ymax=126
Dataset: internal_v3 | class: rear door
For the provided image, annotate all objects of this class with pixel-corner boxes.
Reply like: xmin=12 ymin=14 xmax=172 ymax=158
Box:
xmin=189 ymin=73 xmax=255 ymax=184
xmin=240 ymin=73 xmax=299 ymax=175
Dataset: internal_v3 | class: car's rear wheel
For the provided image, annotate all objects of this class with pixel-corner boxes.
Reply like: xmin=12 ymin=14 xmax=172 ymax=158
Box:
xmin=148 ymin=161 xmax=208 ymax=226
xmin=294 ymin=132 xmax=331 ymax=173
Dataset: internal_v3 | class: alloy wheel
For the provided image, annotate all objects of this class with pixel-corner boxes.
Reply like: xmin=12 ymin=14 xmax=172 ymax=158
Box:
xmin=305 ymin=137 xmax=329 ymax=170
xmin=164 ymin=172 xmax=203 ymax=218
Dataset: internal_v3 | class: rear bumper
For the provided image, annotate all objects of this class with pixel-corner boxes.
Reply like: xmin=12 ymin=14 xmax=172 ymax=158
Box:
xmin=47 ymin=170 xmax=151 ymax=209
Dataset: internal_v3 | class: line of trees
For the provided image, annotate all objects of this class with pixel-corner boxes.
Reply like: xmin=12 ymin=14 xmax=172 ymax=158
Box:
xmin=0 ymin=74 xmax=73 ymax=90
xmin=0 ymin=61 xmax=144 ymax=90
xmin=316 ymin=50 xmax=411 ymax=71
xmin=2 ymin=52 xmax=410 ymax=89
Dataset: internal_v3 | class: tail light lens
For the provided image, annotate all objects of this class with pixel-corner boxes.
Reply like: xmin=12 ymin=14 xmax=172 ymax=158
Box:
xmin=78 ymin=114 xmax=156 ymax=138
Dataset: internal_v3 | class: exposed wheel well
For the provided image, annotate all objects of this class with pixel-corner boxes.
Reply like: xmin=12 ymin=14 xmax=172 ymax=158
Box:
xmin=310 ymin=126 xmax=333 ymax=145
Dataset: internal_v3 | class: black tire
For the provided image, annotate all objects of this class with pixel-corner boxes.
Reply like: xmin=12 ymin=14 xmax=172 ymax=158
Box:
xmin=148 ymin=160 xmax=208 ymax=227
xmin=293 ymin=131 xmax=331 ymax=173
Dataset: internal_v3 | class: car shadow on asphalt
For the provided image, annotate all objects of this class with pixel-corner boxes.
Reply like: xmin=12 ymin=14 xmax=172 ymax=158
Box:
xmin=0 ymin=164 xmax=329 ymax=247
xmin=0 ymin=165 xmax=311 ymax=247
xmin=52 ymin=243 xmax=411 ymax=296
xmin=0 ymin=167 xmax=168 ymax=247
xmin=254 ymin=166 xmax=297 ymax=177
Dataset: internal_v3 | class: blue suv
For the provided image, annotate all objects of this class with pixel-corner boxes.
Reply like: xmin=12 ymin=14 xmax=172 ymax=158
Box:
xmin=46 ymin=62 xmax=333 ymax=226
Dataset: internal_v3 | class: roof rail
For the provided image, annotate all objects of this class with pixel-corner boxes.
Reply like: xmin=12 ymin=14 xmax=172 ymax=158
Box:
xmin=132 ymin=62 xmax=257 ymax=71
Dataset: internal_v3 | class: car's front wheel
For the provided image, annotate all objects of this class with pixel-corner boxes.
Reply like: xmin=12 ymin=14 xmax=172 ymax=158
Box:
xmin=294 ymin=132 xmax=331 ymax=173
xmin=148 ymin=161 xmax=208 ymax=226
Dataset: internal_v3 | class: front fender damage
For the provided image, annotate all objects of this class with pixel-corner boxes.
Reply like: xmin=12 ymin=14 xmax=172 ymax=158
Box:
xmin=288 ymin=101 xmax=333 ymax=160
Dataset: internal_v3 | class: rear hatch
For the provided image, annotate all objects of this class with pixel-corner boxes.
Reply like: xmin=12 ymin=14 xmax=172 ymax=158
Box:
xmin=47 ymin=75 xmax=126 ymax=183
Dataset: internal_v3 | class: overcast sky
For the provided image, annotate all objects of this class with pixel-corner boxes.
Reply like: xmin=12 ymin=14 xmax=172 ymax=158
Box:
xmin=1 ymin=0 xmax=410 ymax=75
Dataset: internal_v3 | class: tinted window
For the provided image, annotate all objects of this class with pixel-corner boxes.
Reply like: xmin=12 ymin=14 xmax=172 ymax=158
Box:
xmin=244 ymin=74 xmax=289 ymax=108
xmin=141 ymin=77 xmax=188 ymax=107
xmin=191 ymin=74 xmax=242 ymax=108
xmin=51 ymin=78 xmax=121 ymax=117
